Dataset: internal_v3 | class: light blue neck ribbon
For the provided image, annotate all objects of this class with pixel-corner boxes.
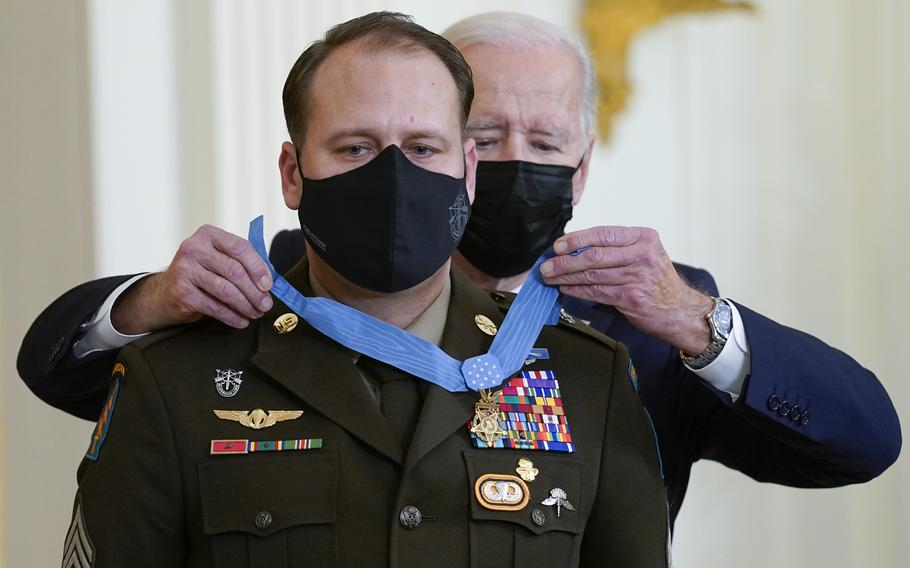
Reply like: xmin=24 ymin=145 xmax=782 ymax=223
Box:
xmin=249 ymin=216 xmax=561 ymax=393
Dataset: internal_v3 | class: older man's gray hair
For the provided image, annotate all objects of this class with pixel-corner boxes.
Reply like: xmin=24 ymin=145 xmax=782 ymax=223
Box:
xmin=443 ymin=11 xmax=598 ymax=138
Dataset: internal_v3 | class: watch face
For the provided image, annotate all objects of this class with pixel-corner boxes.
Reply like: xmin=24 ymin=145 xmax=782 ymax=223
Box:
xmin=713 ymin=303 xmax=733 ymax=338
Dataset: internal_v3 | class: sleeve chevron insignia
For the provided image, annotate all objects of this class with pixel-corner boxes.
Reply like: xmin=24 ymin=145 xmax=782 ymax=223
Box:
xmin=62 ymin=496 xmax=94 ymax=567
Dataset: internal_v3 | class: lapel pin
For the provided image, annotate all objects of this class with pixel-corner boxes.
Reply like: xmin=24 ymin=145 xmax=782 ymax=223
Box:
xmin=558 ymin=308 xmax=576 ymax=325
xmin=474 ymin=314 xmax=498 ymax=336
xmin=213 ymin=369 xmax=243 ymax=398
xmin=541 ymin=488 xmax=575 ymax=517
xmin=213 ymin=409 xmax=303 ymax=430
xmin=273 ymin=313 xmax=298 ymax=334
xmin=516 ymin=458 xmax=539 ymax=482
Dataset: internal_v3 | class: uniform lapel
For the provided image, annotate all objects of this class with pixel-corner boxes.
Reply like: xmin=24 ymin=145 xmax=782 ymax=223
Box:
xmin=251 ymin=259 xmax=403 ymax=465
xmin=404 ymin=268 xmax=504 ymax=470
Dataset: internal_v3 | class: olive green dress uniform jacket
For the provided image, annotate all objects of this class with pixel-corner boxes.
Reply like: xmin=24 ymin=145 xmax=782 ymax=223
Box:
xmin=68 ymin=261 xmax=669 ymax=567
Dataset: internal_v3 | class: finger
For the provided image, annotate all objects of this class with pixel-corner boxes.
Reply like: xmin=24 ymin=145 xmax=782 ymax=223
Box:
xmin=541 ymin=244 xmax=638 ymax=278
xmin=191 ymin=266 xmax=265 ymax=320
xmin=199 ymin=242 xmax=273 ymax=313
xmin=559 ymin=284 xmax=626 ymax=306
xmin=208 ymin=226 xmax=274 ymax=292
xmin=181 ymin=285 xmax=250 ymax=329
xmin=542 ymin=267 xmax=633 ymax=287
xmin=553 ymin=226 xmax=646 ymax=255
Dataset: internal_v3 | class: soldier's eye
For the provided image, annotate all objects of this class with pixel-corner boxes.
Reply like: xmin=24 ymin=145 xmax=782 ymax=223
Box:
xmin=411 ymin=145 xmax=435 ymax=157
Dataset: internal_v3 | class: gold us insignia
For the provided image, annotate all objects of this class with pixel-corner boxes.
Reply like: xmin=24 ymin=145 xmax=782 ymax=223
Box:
xmin=213 ymin=409 xmax=303 ymax=430
xmin=471 ymin=389 xmax=505 ymax=447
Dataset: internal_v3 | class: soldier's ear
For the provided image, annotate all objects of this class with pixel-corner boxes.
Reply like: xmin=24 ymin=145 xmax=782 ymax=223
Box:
xmin=279 ymin=142 xmax=303 ymax=210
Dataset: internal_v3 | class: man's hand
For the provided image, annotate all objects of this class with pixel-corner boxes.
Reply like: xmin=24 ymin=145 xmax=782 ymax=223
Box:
xmin=111 ymin=225 xmax=274 ymax=334
xmin=540 ymin=226 xmax=714 ymax=355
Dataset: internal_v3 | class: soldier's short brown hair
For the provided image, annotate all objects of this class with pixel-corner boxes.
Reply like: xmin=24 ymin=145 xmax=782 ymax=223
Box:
xmin=282 ymin=11 xmax=474 ymax=147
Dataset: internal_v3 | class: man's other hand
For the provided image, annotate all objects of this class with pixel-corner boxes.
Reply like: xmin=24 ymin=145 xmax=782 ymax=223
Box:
xmin=540 ymin=226 xmax=713 ymax=355
xmin=111 ymin=225 xmax=274 ymax=334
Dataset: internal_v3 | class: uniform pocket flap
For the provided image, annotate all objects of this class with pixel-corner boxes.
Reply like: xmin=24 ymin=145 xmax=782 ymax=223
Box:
xmin=463 ymin=451 xmax=583 ymax=536
xmin=198 ymin=452 xmax=338 ymax=537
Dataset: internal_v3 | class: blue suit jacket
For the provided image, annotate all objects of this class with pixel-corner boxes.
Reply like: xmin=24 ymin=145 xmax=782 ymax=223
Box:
xmin=17 ymin=230 xmax=902 ymax=529
xmin=561 ymin=265 xmax=901 ymax=527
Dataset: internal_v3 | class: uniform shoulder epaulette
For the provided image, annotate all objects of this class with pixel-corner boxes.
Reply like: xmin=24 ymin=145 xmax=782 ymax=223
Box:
xmin=130 ymin=326 xmax=187 ymax=352
xmin=486 ymin=290 xmax=618 ymax=352
xmin=131 ymin=316 xmax=234 ymax=352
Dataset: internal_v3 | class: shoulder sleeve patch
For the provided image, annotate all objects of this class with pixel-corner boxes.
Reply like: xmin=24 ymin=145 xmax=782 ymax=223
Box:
xmin=62 ymin=494 xmax=95 ymax=567
xmin=84 ymin=363 xmax=124 ymax=461
xmin=628 ymin=359 xmax=640 ymax=393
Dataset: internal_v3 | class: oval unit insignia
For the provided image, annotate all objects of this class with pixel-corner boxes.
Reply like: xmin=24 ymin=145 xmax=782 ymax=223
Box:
xmin=474 ymin=473 xmax=530 ymax=512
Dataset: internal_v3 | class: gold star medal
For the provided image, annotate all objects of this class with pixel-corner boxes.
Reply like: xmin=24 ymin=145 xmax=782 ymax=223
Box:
xmin=470 ymin=389 xmax=505 ymax=447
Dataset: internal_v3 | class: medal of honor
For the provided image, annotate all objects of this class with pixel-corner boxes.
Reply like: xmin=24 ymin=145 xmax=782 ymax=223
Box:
xmin=470 ymin=389 xmax=505 ymax=447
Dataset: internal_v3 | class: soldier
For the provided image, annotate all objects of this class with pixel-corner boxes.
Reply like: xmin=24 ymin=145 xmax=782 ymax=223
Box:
xmin=61 ymin=12 xmax=669 ymax=567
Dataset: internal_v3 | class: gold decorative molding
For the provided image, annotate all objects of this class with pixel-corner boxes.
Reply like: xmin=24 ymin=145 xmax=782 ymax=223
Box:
xmin=582 ymin=0 xmax=755 ymax=141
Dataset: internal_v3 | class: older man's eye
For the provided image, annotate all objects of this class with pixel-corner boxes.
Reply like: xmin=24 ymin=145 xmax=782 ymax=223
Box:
xmin=533 ymin=142 xmax=558 ymax=152
xmin=474 ymin=139 xmax=496 ymax=149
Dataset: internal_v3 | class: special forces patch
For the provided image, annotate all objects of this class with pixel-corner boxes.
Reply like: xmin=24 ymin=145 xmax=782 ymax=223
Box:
xmin=213 ymin=369 xmax=243 ymax=398
xmin=62 ymin=496 xmax=94 ymax=567
xmin=85 ymin=363 xmax=124 ymax=461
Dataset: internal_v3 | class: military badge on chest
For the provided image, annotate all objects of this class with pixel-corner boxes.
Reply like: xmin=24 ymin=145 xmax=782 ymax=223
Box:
xmin=213 ymin=369 xmax=243 ymax=397
xmin=468 ymin=370 xmax=575 ymax=453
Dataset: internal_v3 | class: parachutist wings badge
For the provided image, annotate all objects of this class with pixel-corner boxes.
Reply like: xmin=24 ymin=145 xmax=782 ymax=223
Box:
xmin=213 ymin=409 xmax=303 ymax=430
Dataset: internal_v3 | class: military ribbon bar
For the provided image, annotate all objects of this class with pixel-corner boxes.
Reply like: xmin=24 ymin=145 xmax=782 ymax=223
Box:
xmin=210 ymin=438 xmax=323 ymax=455
xmin=469 ymin=371 xmax=575 ymax=453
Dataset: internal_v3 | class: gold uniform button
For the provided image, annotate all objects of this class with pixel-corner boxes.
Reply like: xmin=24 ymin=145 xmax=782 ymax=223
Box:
xmin=273 ymin=313 xmax=298 ymax=334
xmin=474 ymin=314 xmax=498 ymax=336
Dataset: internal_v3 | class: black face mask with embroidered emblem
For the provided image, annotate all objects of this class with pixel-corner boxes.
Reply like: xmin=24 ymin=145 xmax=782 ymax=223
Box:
xmin=298 ymin=145 xmax=471 ymax=293
xmin=457 ymin=159 xmax=578 ymax=278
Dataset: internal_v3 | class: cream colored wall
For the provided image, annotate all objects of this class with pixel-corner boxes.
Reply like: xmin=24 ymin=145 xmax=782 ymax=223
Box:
xmin=1 ymin=1 xmax=96 ymax=567
xmin=1 ymin=0 xmax=907 ymax=566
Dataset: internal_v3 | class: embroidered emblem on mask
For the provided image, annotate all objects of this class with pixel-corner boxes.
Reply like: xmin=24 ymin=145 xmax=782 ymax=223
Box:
xmin=449 ymin=192 xmax=470 ymax=240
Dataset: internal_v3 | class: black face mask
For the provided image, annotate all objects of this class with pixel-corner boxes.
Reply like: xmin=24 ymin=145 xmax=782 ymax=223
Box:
xmin=457 ymin=159 xmax=579 ymax=278
xmin=298 ymin=145 xmax=471 ymax=293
